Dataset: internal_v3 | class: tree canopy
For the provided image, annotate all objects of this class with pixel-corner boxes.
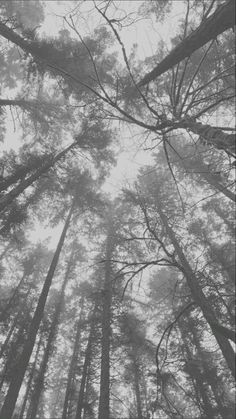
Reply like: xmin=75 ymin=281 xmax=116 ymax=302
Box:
xmin=0 ymin=1 xmax=235 ymax=418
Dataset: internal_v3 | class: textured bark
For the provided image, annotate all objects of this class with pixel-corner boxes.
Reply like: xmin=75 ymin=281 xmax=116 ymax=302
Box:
xmin=75 ymin=305 xmax=97 ymax=419
xmin=0 ymin=204 xmax=73 ymax=419
xmin=27 ymin=252 xmax=73 ymax=419
xmin=0 ymin=141 xmax=77 ymax=212
xmin=98 ymin=223 xmax=115 ymax=419
xmin=158 ymin=207 xmax=235 ymax=378
xmin=182 ymin=119 xmax=236 ymax=154
xmin=138 ymin=0 xmax=235 ymax=86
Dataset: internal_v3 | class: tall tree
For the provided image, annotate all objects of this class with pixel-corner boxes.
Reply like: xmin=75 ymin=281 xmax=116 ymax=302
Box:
xmin=138 ymin=0 xmax=234 ymax=86
xmin=0 ymin=202 xmax=74 ymax=419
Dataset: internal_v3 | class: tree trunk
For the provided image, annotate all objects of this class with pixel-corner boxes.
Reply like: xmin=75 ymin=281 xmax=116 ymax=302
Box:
xmin=158 ymin=207 xmax=235 ymax=378
xmin=0 ymin=141 xmax=77 ymax=212
xmin=75 ymin=305 xmax=97 ymax=419
xmin=138 ymin=0 xmax=234 ymax=86
xmin=18 ymin=333 xmax=43 ymax=419
xmin=27 ymin=251 xmax=74 ymax=419
xmin=98 ymin=223 xmax=115 ymax=419
xmin=190 ymin=323 xmax=232 ymax=419
xmin=182 ymin=118 xmax=235 ymax=154
xmin=181 ymin=156 xmax=236 ymax=202
xmin=62 ymin=307 xmax=84 ymax=419
xmin=0 ymin=203 xmax=73 ymax=419
xmin=0 ymin=167 xmax=33 ymax=193
xmin=0 ymin=287 xmax=32 ymax=359
xmin=132 ymin=354 xmax=143 ymax=419
xmin=0 ymin=318 xmax=28 ymax=392
xmin=182 ymin=338 xmax=215 ymax=418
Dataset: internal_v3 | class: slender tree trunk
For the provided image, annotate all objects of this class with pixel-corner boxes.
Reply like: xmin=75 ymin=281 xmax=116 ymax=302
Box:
xmin=18 ymin=333 xmax=43 ymax=419
xmin=158 ymin=207 xmax=235 ymax=378
xmin=98 ymin=223 xmax=115 ymax=419
xmin=75 ymin=305 xmax=97 ymax=419
xmin=138 ymin=0 xmax=234 ymax=86
xmin=131 ymin=353 xmax=143 ymax=419
xmin=0 ymin=141 xmax=77 ymax=212
xmin=27 ymin=252 xmax=73 ymax=419
xmin=62 ymin=308 xmax=84 ymax=419
xmin=0 ymin=203 xmax=73 ymax=419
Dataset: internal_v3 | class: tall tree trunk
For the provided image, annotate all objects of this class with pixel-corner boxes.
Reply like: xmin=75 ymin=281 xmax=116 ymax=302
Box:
xmin=138 ymin=0 xmax=234 ymax=86
xmin=0 ymin=203 xmax=73 ymax=419
xmin=27 ymin=251 xmax=74 ymax=419
xmin=18 ymin=333 xmax=43 ymax=419
xmin=62 ymin=306 xmax=84 ymax=419
xmin=158 ymin=207 xmax=235 ymax=378
xmin=98 ymin=223 xmax=115 ymax=419
xmin=75 ymin=305 xmax=97 ymax=419
xmin=0 ymin=141 xmax=77 ymax=212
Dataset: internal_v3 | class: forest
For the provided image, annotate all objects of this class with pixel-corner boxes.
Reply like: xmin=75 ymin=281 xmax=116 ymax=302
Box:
xmin=0 ymin=1 xmax=235 ymax=418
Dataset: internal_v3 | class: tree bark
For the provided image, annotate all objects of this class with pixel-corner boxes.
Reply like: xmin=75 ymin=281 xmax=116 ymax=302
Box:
xmin=0 ymin=141 xmax=77 ymax=213
xmin=98 ymin=222 xmax=115 ymax=419
xmin=158 ymin=207 xmax=235 ymax=378
xmin=0 ymin=203 xmax=73 ymax=419
xmin=182 ymin=118 xmax=236 ymax=154
xmin=27 ymin=251 xmax=74 ymax=419
xmin=138 ymin=0 xmax=235 ymax=86
xmin=75 ymin=305 xmax=97 ymax=419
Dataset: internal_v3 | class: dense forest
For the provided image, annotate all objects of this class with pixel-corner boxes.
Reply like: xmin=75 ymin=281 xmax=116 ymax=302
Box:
xmin=0 ymin=1 xmax=235 ymax=418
